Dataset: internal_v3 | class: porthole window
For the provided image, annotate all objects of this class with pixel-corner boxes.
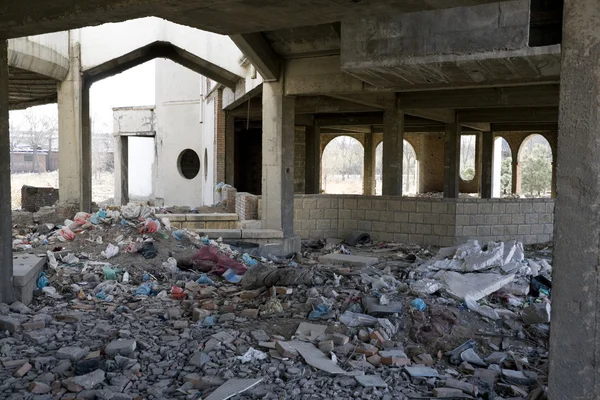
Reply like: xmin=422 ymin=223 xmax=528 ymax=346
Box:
xmin=178 ymin=149 xmax=200 ymax=179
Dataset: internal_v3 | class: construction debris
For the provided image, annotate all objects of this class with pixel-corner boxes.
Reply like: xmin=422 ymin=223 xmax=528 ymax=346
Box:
xmin=3 ymin=208 xmax=552 ymax=399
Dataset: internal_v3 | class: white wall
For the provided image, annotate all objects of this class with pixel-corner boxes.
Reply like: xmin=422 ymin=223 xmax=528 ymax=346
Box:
xmin=154 ymin=59 xmax=205 ymax=206
xmin=129 ymin=137 xmax=155 ymax=199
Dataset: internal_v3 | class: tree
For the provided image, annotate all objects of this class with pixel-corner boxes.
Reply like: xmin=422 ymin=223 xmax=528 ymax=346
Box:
xmin=500 ymin=157 xmax=512 ymax=195
xmin=521 ymin=144 xmax=552 ymax=196
xmin=460 ymin=135 xmax=476 ymax=181
xmin=20 ymin=109 xmax=57 ymax=172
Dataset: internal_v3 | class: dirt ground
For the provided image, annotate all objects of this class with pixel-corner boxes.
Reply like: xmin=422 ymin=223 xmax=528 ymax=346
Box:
xmin=10 ymin=171 xmax=115 ymax=210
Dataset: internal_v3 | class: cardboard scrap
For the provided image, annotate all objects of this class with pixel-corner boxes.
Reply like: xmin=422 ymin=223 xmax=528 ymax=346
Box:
xmin=205 ymin=378 xmax=263 ymax=400
xmin=288 ymin=341 xmax=347 ymax=374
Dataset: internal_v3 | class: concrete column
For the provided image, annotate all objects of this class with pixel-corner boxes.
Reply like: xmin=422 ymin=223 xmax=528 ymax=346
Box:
xmin=0 ymin=41 xmax=14 ymax=303
xmin=57 ymin=39 xmax=84 ymax=211
xmin=382 ymin=108 xmax=404 ymax=196
xmin=225 ymin=114 xmax=235 ymax=186
xmin=443 ymin=123 xmax=461 ymax=198
xmin=512 ymin=161 xmax=521 ymax=194
xmin=262 ymin=79 xmax=295 ymax=236
xmin=480 ymin=132 xmax=493 ymax=198
xmin=304 ymin=118 xmax=321 ymax=194
xmin=114 ymin=135 xmax=129 ymax=205
xmin=549 ymin=1 xmax=600 ymax=397
xmin=363 ymin=129 xmax=376 ymax=195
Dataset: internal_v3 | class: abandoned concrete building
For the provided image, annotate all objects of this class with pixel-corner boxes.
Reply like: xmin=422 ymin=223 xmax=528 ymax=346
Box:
xmin=0 ymin=0 xmax=598 ymax=398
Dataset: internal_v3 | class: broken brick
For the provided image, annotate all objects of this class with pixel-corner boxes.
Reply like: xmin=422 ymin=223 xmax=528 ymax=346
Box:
xmin=269 ymin=286 xmax=293 ymax=296
xmin=239 ymin=309 xmax=259 ymax=318
xmin=193 ymin=308 xmax=211 ymax=322
xmin=239 ymin=288 xmax=265 ymax=300
xmin=14 ymin=362 xmax=31 ymax=378
xmin=356 ymin=344 xmax=379 ymax=357
xmin=275 ymin=341 xmax=299 ymax=359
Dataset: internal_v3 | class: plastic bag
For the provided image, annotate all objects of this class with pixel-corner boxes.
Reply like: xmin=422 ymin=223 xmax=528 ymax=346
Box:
xmin=309 ymin=304 xmax=331 ymax=320
xmin=103 ymin=267 xmax=117 ymax=280
xmin=162 ymin=258 xmax=180 ymax=273
xmin=46 ymin=250 xmax=58 ymax=270
xmin=242 ymin=253 xmax=258 ymax=267
xmin=102 ymin=243 xmax=119 ymax=260
xmin=139 ymin=219 xmax=160 ymax=234
xmin=59 ymin=226 xmax=75 ymax=241
xmin=237 ymin=348 xmax=268 ymax=363
xmin=222 ymin=268 xmax=243 ymax=283
xmin=172 ymin=230 xmax=185 ymax=241
xmin=339 ymin=311 xmax=378 ymax=327
xmin=42 ymin=286 xmax=63 ymax=299
xmin=161 ymin=217 xmax=172 ymax=231
xmin=138 ymin=242 xmax=157 ymax=259
xmin=37 ymin=272 xmax=49 ymax=289
xmin=61 ymin=253 xmax=80 ymax=264
xmin=171 ymin=285 xmax=187 ymax=300
xmin=196 ymin=274 xmax=215 ymax=286
xmin=410 ymin=298 xmax=427 ymax=311
xmin=135 ymin=283 xmax=152 ymax=296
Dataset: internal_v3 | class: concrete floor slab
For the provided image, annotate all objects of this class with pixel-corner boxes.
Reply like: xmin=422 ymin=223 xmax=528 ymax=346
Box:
xmin=12 ymin=254 xmax=45 ymax=305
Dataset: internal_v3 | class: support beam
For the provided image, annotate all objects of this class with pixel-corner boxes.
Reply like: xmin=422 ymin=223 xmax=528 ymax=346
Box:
xmin=458 ymin=107 xmax=558 ymax=123
xmin=480 ymin=132 xmax=493 ymax=199
xmin=304 ymin=119 xmax=321 ymax=194
xmin=382 ymin=107 xmax=404 ymax=196
xmin=230 ymin=33 xmax=281 ymax=82
xmin=225 ymin=114 xmax=235 ymax=186
xmin=57 ymin=40 xmax=84 ymax=211
xmin=262 ymin=79 xmax=295 ymax=236
xmin=443 ymin=122 xmax=461 ymax=198
xmin=363 ymin=129 xmax=376 ymax=196
xmin=0 ymin=40 xmax=14 ymax=304
xmin=114 ymin=136 xmax=129 ymax=206
xmin=549 ymin=1 xmax=600 ymax=397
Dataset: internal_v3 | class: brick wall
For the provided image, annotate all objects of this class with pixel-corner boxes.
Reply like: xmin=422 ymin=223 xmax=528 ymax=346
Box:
xmin=455 ymin=198 xmax=554 ymax=244
xmin=21 ymin=186 xmax=59 ymax=212
xmin=295 ymin=127 xmax=306 ymax=193
xmin=214 ymin=89 xmax=226 ymax=184
xmin=294 ymin=194 xmax=554 ymax=246
xmin=237 ymin=192 xmax=258 ymax=221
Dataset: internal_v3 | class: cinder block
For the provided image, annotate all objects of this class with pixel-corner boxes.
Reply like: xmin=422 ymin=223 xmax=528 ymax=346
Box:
xmin=530 ymin=224 xmax=544 ymax=234
xmin=366 ymin=210 xmax=380 ymax=220
xmin=506 ymin=203 xmax=520 ymax=214
xmin=357 ymin=220 xmax=372 ymax=231
xmin=205 ymin=221 xmax=231 ymax=229
xmin=491 ymin=225 xmax=505 ymax=236
xmin=492 ymin=203 xmax=506 ymax=214
xmin=524 ymin=234 xmax=537 ymax=244
xmin=13 ymin=254 xmax=45 ymax=306
xmin=404 ymin=223 xmax=416 ymax=234
xmin=424 ymin=213 xmax=440 ymax=224
xmin=539 ymin=213 xmax=552 ymax=223
xmin=499 ymin=214 xmax=512 ymax=224
xmin=310 ymin=229 xmax=325 ymax=238
xmin=324 ymin=230 xmax=338 ymax=238
xmin=187 ymin=213 xmax=238 ymax=221
xmin=338 ymin=209 xmax=352 ymax=220
xmin=416 ymin=224 xmax=432 ymax=235
xmin=357 ymin=199 xmax=372 ymax=210
xmin=372 ymin=221 xmax=386 ymax=232
xmin=431 ymin=202 xmax=448 ymax=214
xmin=394 ymin=212 xmax=409 ymax=223
xmin=485 ymin=215 xmax=499 ymax=225
xmin=463 ymin=226 xmax=477 ymax=237
xmin=297 ymin=230 xmax=309 ymax=238
xmin=520 ymin=202 xmax=534 ymax=213
xmin=478 ymin=203 xmax=493 ymax=214
xmin=538 ymin=234 xmax=551 ymax=243
xmin=456 ymin=203 xmax=465 ymax=214
xmin=517 ymin=225 xmax=531 ymax=235
xmin=344 ymin=220 xmax=358 ymax=230
xmin=387 ymin=200 xmax=402 ymax=211
xmin=440 ymin=214 xmax=456 ymax=225
xmin=330 ymin=198 xmax=339 ymax=208
xmin=464 ymin=203 xmax=478 ymax=214
xmin=330 ymin=220 xmax=339 ymax=230
xmin=533 ymin=202 xmax=547 ymax=213
xmin=386 ymin=222 xmax=401 ymax=233
xmin=408 ymin=234 xmax=424 ymax=245
xmin=433 ymin=225 xmax=447 ymax=236
xmin=295 ymin=209 xmax=309 ymax=220
xmin=544 ymin=223 xmax=554 ymax=234
xmin=317 ymin=198 xmax=331 ymax=209
xmin=511 ymin=214 xmax=525 ymax=224
xmin=470 ymin=215 xmax=485 ymax=225
xmin=317 ymin=220 xmax=331 ymax=230
xmin=379 ymin=211 xmax=393 ymax=222
xmin=454 ymin=226 xmax=463 ymax=236
xmin=294 ymin=198 xmax=303 ymax=209
xmin=304 ymin=198 xmax=317 ymax=209
xmin=423 ymin=235 xmax=439 ymax=246
xmin=394 ymin=233 xmax=409 ymax=243
xmin=159 ymin=213 xmax=186 ymax=222
xmin=409 ymin=213 xmax=423 ymax=224
xmin=344 ymin=199 xmax=357 ymax=209
xmin=546 ymin=202 xmax=555 ymax=213
xmin=525 ymin=214 xmax=539 ymax=224
xmin=324 ymin=209 xmax=338 ymax=219
xmin=477 ymin=226 xmax=491 ymax=236
xmin=242 ymin=229 xmax=283 ymax=239
xmin=416 ymin=202 xmax=431 ymax=213
xmin=379 ymin=232 xmax=393 ymax=242
xmin=309 ymin=209 xmax=323 ymax=219
xmin=401 ymin=202 xmax=416 ymax=212
xmin=303 ymin=220 xmax=317 ymax=230
xmin=202 ymin=229 xmax=242 ymax=239
xmin=373 ymin=200 xmax=387 ymax=211
xmin=352 ymin=209 xmax=366 ymax=220
xmin=505 ymin=225 xmax=518 ymax=235
xmin=186 ymin=222 xmax=206 ymax=229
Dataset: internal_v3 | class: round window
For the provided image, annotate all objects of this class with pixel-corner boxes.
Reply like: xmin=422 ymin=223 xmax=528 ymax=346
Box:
xmin=177 ymin=149 xmax=200 ymax=179
xmin=204 ymin=148 xmax=209 ymax=180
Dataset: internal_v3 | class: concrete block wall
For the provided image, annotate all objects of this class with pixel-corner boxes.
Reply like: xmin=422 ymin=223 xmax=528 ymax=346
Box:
xmin=294 ymin=194 xmax=554 ymax=246
xmin=21 ymin=186 xmax=59 ymax=212
xmin=237 ymin=192 xmax=258 ymax=221
xmin=156 ymin=213 xmax=239 ymax=230
xmin=455 ymin=198 xmax=554 ymax=245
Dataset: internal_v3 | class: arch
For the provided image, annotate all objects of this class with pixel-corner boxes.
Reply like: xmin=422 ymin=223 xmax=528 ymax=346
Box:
xmin=517 ymin=134 xmax=553 ymax=197
xmin=492 ymin=136 xmax=512 ymax=198
xmin=375 ymin=140 xmax=419 ymax=195
xmin=321 ymin=135 xmax=364 ymax=194
xmin=83 ymin=41 xmax=241 ymax=88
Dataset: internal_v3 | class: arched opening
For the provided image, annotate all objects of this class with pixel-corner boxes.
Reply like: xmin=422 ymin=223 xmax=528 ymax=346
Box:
xmin=374 ymin=140 xmax=418 ymax=195
xmin=492 ymin=137 xmax=512 ymax=198
xmin=518 ymin=134 xmax=553 ymax=197
xmin=321 ymin=136 xmax=364 ymax=194
xmin=460 ymin=135 xmax=476 ymax=181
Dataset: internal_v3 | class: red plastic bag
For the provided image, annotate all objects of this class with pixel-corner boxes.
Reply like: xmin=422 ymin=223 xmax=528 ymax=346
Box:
xmin=139 ymin=219 xmax=159 ymax=234
xmin=59 ymin=226 xmax=75 ymax=241
xmin=171 ymin=285 xmax=187 ymax=300
xmin=191 ymin=246 xmax=248 ymax=276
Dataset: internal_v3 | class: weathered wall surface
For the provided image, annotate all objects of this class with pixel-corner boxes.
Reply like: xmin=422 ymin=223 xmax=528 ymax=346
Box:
xmin=294 ymin=194 xmax=553 ymax=246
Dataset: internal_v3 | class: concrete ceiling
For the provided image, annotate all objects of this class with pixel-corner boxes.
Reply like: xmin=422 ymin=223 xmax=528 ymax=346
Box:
xmin=8 ymin=67 xmax=58 ymax=110
xmin=0 ymin=0 xmax=513 ymax=39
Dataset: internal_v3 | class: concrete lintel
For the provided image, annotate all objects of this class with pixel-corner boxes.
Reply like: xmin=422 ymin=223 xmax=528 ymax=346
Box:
xmin=327 ymin=93 xmax=395 ymax=109
xmin=295 ymin=96 xmax=379 ymax=114
xmin=462 ymin=122 xmax=491 ymax=132
xmin=397 ymin=85 xmax=560 ymax=109
xmin=405 ymin=108 xmax=456 ymax=124
xmin=458 ymin=107 xmax=559 ymax=123
xmin=230 ymin=33 xmax=281 ymax=82
xmin=491 ymin=123 xmax=558 ymax=132
xmin=316 ymin=112 xmax=382 ymax=126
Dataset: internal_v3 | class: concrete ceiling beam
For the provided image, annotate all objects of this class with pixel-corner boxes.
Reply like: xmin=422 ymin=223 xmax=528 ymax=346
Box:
xmin=230 ymin=33 xmax=281 ymax=82
xmin=458 ymin=107 xmax=559 ymax=123
xmin=491 ymin=123 xmax=558 ymax=132
xmin=397 ymin=85 xmax=560 ymax=109
xmin=295 ymin=96 xmax=379 ymax=114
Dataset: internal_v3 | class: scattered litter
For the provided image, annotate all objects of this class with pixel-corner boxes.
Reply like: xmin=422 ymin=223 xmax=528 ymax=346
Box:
xmin=205 ymin=378 xmax=263 ymax=400
xmin=237 ymin=348 xmax=268 ymax=363
xmin=102 ymin=243 xmax=119 ymax=259
xmin=410 ymin=298 xmax=427 ymax=311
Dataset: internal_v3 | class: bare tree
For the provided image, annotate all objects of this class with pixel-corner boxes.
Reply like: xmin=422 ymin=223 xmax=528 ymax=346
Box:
xmin=21 ymin=109 xmax=57 ymax=173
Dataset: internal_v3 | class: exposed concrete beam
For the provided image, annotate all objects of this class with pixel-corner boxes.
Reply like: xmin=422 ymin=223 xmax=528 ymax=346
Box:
xmin=285 ymin=56 xmax=366 ymax=96
xmin=230 ymin=33 xmax=281 ymax=82
xmin=327 ymin=93 xmax=395 ymax=109
xmin=295 ymin=96 xmax=379 ymax=114
xmin=491 ymin=123 xmax=558 ymax=132
xmin=223 ymin=84 xmax=263 ymax=111
xmin=84 ymin=41 xmax=241 ymax=88
xmin=9 ymin=94 xmax=58 ymax=110
xmin=405 ymin=108 xmax=455 ymax=124
xmin=321 ymin=126 xmax=371 ymax=134
xmin=462 ymin=122 xmax=491 ymax=132
xmin=458 ymin=107 xmax=559 ymax=123
xmin=8 ymin=38 xmax=69 ymax=81
xmin=316 ymin=112 xmax=383 ymax=126
xmin=397 ymin=85 xmax=560 ymax=109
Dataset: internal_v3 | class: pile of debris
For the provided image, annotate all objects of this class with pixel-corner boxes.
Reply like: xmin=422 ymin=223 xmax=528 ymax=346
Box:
xmin=1 ymin=208 xmax=551 ymax=399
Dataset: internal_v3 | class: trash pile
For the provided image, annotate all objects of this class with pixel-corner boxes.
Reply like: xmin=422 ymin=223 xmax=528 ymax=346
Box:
xmin=2 ymin=212 xmax=551 ymax=399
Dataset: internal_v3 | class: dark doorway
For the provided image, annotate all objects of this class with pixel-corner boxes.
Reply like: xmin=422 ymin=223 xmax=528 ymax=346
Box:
xmin=234 ymin=121 xmax=262 ymax=195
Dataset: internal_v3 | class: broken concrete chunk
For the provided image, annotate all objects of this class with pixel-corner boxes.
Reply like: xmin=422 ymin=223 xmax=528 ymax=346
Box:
xmin=501 ymin=369 xmax=538 ymax=386
xmin=205 ymin=378 xmax=263 ymax=400
xmin=105 ymin=339 xmax=137 ymax=357
xmin=319 ymin=254 xmax=379 ymax=267
xmin=521 ymin=302 xmax=551 ymax=324
xmin=432 ymin=387 xmax=465 ymax=398
xmin=404 ymin=366 xmax=439 ymax=378
xmin=362 ymin=296 xmax=402 ymax=317
xmin=276 ymin=341 xmax=299 ymax=359
xmin=354 ymin=375 xmax=387 ymax=388
xmin=410 ymin=279 xmax=443 ymax=295
xmin=56 ymin=346 xmax=87 ymax=361
xmin=445 ymin=378 xmax=479 ymax=396
xmin=442 ymin=271 xmax=515 ymax=302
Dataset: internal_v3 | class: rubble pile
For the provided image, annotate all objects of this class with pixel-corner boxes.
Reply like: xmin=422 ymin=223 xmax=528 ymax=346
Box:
xmin=2 ymin=206 xmax=551 ymax=399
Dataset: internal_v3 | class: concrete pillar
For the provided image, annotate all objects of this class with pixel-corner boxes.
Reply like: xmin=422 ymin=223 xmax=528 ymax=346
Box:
xmin=512 ymin=161 xmax=521 ymax=195
xmin=382 ymin=108 xmax=404 ymax=196
xmin=443 ymin=123 xmax=461 ymax=198
xmin=304 ymin=118 xmax=321 ymax=194
xmin=363 ymin=129 xmax=376 ymax=195
xmin=549 ymin=0 xmax=600 ymax=396
xmin=114 ymin=135 xmax=129 ymax=205
xmin=480 ymin=132 xmax=493 ymax=198
xmin=57 ymin=38 xmax=86 ymax=211
xmin=262 ymin=79 xmax=295 ymax=236
xmin=0 ymin=41 xmax=14 ymax=303
xmin=225 ymin=114 xmax=235 ymax=186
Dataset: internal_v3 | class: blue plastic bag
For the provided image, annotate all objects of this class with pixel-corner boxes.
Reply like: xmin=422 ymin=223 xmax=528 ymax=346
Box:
xmin=411 ymin=298 xmax=427 ymax=311
xmin=36 ymin=272 xmax=49 ymax=289
xmin=222 ymin=268 xmax=243 ymax=283
xmin=90 ymin=210 xmax=107 ymax=225
xmin=196 ymin=274 xmax=215 ymax=286
xmin=172 ymin=230 xmax=185 ymax=241
xmin=309 ymin=304 xmax=331 ymax=320
xmin=202 ymin=316 xmax=217 ymax=327
xmin=135 ymin=283 xmax=152 ymax=296
xmin=242 ymin=253 xmax=258 ymax=267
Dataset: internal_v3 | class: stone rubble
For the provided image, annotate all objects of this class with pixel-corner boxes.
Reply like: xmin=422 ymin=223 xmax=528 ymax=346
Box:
xmin=2 ymin=206 xmax=552 ymax=399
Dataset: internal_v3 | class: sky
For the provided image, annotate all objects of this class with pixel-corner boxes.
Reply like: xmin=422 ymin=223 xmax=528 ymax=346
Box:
xmin=9 ymin=61 xmax=156 ymax=133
